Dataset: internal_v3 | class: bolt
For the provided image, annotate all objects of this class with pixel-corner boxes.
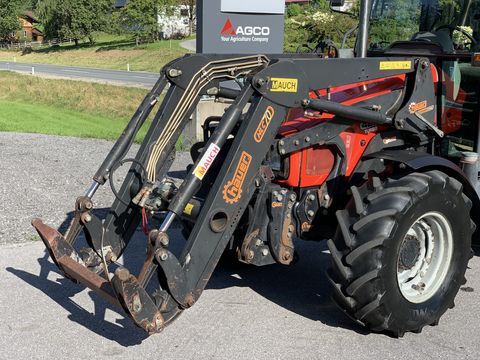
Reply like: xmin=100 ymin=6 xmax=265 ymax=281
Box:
xmin=288 ymin=224 xmax=295 ymax=232
xmin=305 ymin=136 xmax=311 ymax=143
xmin=261 ymin=248 xmax=269 ymax=256
xmin=399 ymin=163 xmax=406 ymax=169
xmin=157 ymin=249 xmax=168 ymax=261
xmin=156 ymin=232 xmax=169 ymax=247
xmin=307 ymin=210 xmax=315 ymax=217
xmin=115 ymin=267 xmax=131 ymax=282
xmin=277 ymin=195 xmax=283 ymax=202
xmin=255 ymin=238 xmax=263 ymax=247
xmin=248 ymin=250 xmax=255 ymax=260
xmin=360 ymin=140 xmax=366 ymax=146
xmin=106 ymin=252 xmax=117 ymax=263
xmin=302 ymin=99 xmax=310 ymax=107
xmin=308 ymin=194 xmax=315 ymax=201
xmin=287 ymin=233 xmax=292 ymax=239
xmin=256 ymin=78 xmax=266 ymax=87
xmin=281 ymin=189 xmax=287 ymax=195
xmin=294 ymin=140 xmax=300 ymax=146
xmin=283 ymin=252 xmax=291 ymax=261
xmin=83 ymin=214 xmax=92 ymax=223
xmin=324 ymin=194 xmax=331 ymax=201
xmin=255 ymin=178 xmax=261 ymax=187
xmin=280 ymin=149 xmax=286 ymax=155
xmin=85 ymin=201 xmax=93 ymax=210
xmin=289 ymin=194 xmax=296 ymax=201
xmin=286 ymin=213 xmax=291 ymax=219
xmin=279 ymin=140 xmax=285 ymax=146
xmin=273 ymin=191 xmax=279 ymax=197
xmin=421 ymin=60 xmax=429 ymax=70
xmin=168 ymin=68 xmax=182 ymax=77
xmin=206 ymin=87 xmax=219 ymax=95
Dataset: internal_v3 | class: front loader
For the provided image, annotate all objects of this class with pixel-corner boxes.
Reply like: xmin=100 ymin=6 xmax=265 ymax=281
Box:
xmin=33 ymin=0 xmax=480 ymax=337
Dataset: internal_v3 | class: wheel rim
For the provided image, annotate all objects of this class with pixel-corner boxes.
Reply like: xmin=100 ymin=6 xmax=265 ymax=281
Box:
xmin=396 ymin=212 xmax=454 ymax=303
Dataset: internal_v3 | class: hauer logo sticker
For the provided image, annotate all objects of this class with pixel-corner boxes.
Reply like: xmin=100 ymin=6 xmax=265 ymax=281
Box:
xmin=409 ymin=101 xmax=435 ymax=114
xmin=220 ymin=18 xmax=270 ymax=44
xmin=223 ymin=151 xmax=252 ymax=204
xmin=270 ymin=78 xmax=298 ymax=93
xmin=254 ymin=106 xmax=275 ymax=143
xmin=192 ymin=143 xmax=221 ymax=180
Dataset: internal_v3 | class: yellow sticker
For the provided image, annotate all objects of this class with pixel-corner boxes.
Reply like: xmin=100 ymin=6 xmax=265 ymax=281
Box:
xmin=270 ymin=78 xmax=298 ymax=93
xmin=379 ymin=61 xmax=412 ymax=70
xmin=183 ymin=203 xmax=194 ymax=216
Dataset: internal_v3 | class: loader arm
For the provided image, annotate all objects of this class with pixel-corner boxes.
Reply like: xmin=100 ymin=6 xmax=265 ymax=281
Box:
xmin=33 ymin=54 xmax=435 ymax=334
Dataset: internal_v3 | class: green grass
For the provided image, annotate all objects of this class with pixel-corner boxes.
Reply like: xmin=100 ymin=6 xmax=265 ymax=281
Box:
xmin=0 ymin=100 xmax=149 ymax=141
xmin=0 ymin=32 xmax=191 ymax=72
xmin=0 ymin=72 xmax=154 ymax=142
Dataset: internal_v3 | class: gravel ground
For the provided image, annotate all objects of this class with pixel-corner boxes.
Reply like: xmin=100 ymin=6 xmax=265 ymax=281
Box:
xmin=0 ymin=132 xmax=190 ymax=245
xmin=0 ymin=132 xmax=479 ymax=359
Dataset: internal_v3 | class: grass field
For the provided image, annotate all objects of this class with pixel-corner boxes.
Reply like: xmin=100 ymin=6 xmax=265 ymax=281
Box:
xmin=0 ymin=33 xmax=190 ymax=72
xmin=0 ymin=72 xmax=152 ymax=141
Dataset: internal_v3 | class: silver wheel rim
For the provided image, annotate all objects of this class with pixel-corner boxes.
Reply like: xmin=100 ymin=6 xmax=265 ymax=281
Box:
xmin=396 ymin=212 xmax=453 ymax=303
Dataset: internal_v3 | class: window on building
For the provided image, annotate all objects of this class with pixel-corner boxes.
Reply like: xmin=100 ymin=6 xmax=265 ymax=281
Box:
xmin=180 ymin=8 xmax=189 ymax=17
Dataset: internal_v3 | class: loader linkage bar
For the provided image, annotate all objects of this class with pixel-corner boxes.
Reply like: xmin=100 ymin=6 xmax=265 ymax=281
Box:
xmin=33 ymin=53 xmax=435 ymax=334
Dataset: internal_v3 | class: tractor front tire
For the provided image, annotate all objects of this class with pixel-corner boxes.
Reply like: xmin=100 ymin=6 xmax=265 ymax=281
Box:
xmin=327 ymin=170 xmax=474 ymax=337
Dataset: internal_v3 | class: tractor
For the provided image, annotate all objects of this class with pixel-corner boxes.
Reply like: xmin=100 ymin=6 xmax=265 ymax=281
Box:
xmin=33 ymin=0 xmax=480 ymax=337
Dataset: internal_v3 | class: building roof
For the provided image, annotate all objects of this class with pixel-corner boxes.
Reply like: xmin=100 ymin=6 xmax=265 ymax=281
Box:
xmin=115 ymin=0 xmax=127 ymax=8
xmin=22 ymin=11 xmax=39 ymax=23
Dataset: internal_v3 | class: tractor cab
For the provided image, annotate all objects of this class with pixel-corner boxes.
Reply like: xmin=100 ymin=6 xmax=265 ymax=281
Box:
xmin=367 ymin=0 xmax=480 ymax=162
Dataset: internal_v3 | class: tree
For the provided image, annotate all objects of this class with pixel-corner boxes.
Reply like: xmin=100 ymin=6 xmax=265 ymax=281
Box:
xmin=116 ymin=0 xmax=174 ymax=44
xmin=38 ymin=0 xmax=114 ymax=45
xmin=0 ymin=0 xmax=26 ymax=42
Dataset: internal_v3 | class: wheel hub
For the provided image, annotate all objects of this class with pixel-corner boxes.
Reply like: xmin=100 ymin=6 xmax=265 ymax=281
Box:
xmin=396 ymin=212 xmax=453 ymax=303
xmin=398 ymin=234 xmax=421 ymax=270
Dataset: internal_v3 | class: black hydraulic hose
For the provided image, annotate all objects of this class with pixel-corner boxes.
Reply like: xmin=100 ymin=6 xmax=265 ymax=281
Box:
xmin=93 ymin=74 xmax=168 ymax=185
xmin=304 ymin=98 xmax=392 ymax=125
xmin=168 ymin=85 xmax=255 ymax=216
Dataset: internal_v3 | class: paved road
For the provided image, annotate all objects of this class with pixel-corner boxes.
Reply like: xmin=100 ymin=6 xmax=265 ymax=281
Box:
xmin=0 ymin=133 xmax=479 ymax=359
xmin=180 ymin=39 xmax=196 ymax=52
xmin=0 ymin=61 xmax=160 ymax=88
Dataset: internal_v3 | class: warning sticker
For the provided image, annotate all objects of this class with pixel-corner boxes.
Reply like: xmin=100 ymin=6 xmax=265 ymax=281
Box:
xmin=192 ymin=143 xmax=221 ymax=180
xmin=379 ymin=61 xmax=412 ymax=71
xmin=270 ymin=78 xmax=298 ymax=93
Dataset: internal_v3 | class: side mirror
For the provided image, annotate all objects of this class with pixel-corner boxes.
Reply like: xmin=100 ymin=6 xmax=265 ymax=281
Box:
xmin=330 ymin=0 xmax=354 ymax=14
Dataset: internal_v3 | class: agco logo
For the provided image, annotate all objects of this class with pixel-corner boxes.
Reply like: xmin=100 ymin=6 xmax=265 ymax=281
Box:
xmin=220 ymin=19 xmax=270 ymax=37
xmin=254 ymin=106 xmax=274 ymax=143
xmin=223 ymin=151 xmax=252 ymax=204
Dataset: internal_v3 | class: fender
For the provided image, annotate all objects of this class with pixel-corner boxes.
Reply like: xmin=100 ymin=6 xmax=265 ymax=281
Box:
xmin=365 ymin=150 xmax=480 ymax=245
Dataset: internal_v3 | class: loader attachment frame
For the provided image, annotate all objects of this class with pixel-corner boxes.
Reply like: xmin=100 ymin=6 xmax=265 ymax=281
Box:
xmin=34 ymin=53 xmax=434 ymax=334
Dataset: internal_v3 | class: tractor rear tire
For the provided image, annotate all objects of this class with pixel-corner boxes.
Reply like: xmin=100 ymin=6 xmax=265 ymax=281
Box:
xmin=327 ymin=170 xmax=474 ymax=337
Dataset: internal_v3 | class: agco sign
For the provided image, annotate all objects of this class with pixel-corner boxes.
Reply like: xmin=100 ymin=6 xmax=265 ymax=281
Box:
xmin=220 ymin=19 xmax=271 ymax=43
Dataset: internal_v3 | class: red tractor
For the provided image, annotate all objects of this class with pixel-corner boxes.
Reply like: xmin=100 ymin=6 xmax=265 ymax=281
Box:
xmin=33 ymin=0 xmax=479 ymax=337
